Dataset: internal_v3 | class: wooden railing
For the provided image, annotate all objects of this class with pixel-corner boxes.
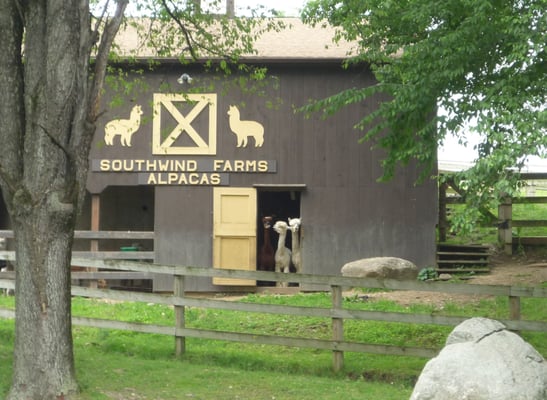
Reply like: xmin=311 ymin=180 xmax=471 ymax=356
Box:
xmin=0 ymin=230 xmax=155 ymax=260
xmin=1 ymin=259 xmax=546 ymax=372
xmin=499 ymin=194 xmax=547 ymax=254
xmin=0 ymin=230 xmax=155 ymax=288
xmin=439 ymin=173 xmax=547 ymax=254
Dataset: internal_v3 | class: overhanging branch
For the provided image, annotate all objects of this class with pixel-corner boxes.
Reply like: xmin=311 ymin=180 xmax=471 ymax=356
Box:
xmin=160 ymin=0 xmax=198 ymax=60
xmin=88 ymin=0 xmax=129 ymax=120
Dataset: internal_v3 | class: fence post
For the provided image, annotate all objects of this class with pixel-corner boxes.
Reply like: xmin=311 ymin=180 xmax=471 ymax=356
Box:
xmin=174 ymin=274 xmax=186 ymax=356
xmin=88 ymin=194 xmax=101 ymax=289
xmin=498 ymin=195 xmax=513 ymax=255
xmin=438 ymin=181 xmax=448 ymax=242
xmin=331 ymin=285 xmax=344 ymax=372
xmin=509 ymin=295 xmax=521 ymax=333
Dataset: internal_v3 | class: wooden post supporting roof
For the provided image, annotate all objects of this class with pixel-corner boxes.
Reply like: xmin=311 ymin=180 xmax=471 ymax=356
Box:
xmin=88 ymin=194 xmax=100 ymax=288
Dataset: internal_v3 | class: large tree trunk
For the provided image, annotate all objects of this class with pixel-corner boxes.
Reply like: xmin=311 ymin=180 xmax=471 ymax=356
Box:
xmin=5 ymin=1 xmax=85 ymax=397
xmin=0 ymin=1 xmax=126 ymax=398
xmin=9 ymin=203 xmax=78 ymax=398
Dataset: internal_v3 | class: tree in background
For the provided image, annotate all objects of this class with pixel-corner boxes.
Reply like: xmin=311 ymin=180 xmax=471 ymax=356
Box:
xmin=0 ymin=1 xmax=277 ymax=398
xmin=302 ymin=0 xmax=546 ymax=232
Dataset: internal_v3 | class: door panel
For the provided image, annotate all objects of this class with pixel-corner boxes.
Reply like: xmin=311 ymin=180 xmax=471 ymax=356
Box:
xmin=213 ymin=188 xmax=256 ymax=285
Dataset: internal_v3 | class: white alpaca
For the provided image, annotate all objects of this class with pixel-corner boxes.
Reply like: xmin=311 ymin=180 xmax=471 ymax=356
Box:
xmin=273 ymin=221 xmax=291 ymax=288
xmin=288 ymin=217 xmax=302 ymax=274
xmin=104 ymin=104 xmax=143 ymax=146
xmin=227 ymin=105 xmax=264 ymax=148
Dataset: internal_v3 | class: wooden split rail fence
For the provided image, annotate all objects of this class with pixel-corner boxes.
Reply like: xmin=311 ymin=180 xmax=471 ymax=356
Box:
xmin=1 ymin=259 xmax=546 ymax=372
xmin=0 ymin=230 xmax=155 ymax=260
xmin=439 ymin=172 xmax=547 ymax=256
xmin=0 ymin=229 xmax=155 ymax=289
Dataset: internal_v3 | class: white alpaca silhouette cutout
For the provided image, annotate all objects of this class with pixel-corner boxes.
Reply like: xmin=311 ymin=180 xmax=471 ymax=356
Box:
xmin=104 ymin=105 xmax=143 ymax=146
xmin=227 ymin=105 xmax=264 ymax=148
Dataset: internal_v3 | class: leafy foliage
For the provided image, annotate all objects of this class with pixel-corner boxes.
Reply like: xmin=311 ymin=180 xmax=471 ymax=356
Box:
xmin=302 ymin=0 xmax=546 ymax=233
xmin=98 ymin=0 xmax=285 ymax=72
xmin=95 ymin=1 xmax=285 ymax=120
xmin=417 ymin=267 xmax=438 ymax=281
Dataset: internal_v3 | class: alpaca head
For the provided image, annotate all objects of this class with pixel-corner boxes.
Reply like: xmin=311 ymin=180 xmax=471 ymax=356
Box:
xmin=262 ymin=216 xmax=272 ymax=229
xmin=288 ymin=217 xmax=301 ymax=232
xmin=273 ymin=220 xmax=288 ymax=234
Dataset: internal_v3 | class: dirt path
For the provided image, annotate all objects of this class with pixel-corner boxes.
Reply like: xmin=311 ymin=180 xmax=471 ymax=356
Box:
xmin=361 ymin=251 xmax=547 ymax=307
xmin=212 ymin=249 xmax=547 ymax=307
xmin=468 ymin=252 xmax=547 ymax=286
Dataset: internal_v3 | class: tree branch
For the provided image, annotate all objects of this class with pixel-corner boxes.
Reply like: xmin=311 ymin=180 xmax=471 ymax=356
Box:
xmin=88 ymin=0 xmax=129 ymax=121
xmin=90 ymin=0 xmax=111 ymax=47
xmin=160 ymin=0 xmax=199 ymax=60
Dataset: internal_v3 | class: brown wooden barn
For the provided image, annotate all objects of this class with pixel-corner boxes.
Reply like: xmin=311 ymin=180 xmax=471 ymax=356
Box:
xmin=3 ymin=19 xmax=439 ymax=292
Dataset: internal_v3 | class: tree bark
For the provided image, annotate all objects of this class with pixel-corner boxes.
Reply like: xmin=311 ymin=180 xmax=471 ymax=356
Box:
xmin=9 ymin=198 xmax=79 ymax=399
xmin=0 ymin=1 xmax=127 ymax=398
xmin=5 ymin=1 xmax=84 ymax=397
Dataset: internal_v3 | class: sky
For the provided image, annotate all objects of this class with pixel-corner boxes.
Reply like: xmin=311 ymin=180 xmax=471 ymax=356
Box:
xmin=438 ymin=134 xmax=547 ymax=173
xmin=235 ymin=0 xmax=306 ymax=16
xmin=121 ymin=0 xmax=307 ymax=17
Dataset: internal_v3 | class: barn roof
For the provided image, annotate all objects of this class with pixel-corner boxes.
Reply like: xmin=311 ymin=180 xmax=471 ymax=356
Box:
xmin=113 ymin=17 xmax=355 ymax=62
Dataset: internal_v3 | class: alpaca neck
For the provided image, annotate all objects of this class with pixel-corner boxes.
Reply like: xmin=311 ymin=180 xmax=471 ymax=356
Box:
xmin=277 ymin=231 xmax=287 ymax=251
xmin=263 ymin=227 xmax=272 ymax=250
xmin=291 ymin=231 xmax=299 ymax=252
xmin=229 ymin=109 xmax=240 ymax=124
xmin=131 ymin=111 xmax=141 ymax=123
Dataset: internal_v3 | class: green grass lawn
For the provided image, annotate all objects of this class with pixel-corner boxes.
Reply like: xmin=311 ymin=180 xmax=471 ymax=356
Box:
xmin=1 ymin=292 xmax=545 ymax=399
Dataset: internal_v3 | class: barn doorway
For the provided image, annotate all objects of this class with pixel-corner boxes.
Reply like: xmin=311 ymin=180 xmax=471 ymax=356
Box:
xmin=211 ymin=186 xmax=303 ymax=287
xmin=256 ymin=188 xmax=302 ymax=286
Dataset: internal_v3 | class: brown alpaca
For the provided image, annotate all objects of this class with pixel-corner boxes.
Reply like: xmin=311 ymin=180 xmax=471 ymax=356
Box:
xmin=104 ymin=104 xmax=143 ymax=146
xmin=227 ymin=105 xmax=264 ymax=148
xmin=258 ymin=216 xmax=275 ymax=272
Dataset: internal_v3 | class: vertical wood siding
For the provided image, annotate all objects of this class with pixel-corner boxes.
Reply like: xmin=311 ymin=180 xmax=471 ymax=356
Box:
xmin=88 ymin=62 xmax=437 ymax=291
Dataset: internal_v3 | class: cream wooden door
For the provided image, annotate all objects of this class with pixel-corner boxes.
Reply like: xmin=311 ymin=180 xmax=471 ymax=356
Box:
xmin=212 ymin=188 xmax=256 ymax=285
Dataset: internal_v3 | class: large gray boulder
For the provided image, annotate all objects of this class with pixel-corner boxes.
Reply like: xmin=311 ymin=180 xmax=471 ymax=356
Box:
xmin=410 ymin=317 xmax=547 ymax=400
xmin=341 ymin=257 xmax=418 ymax=280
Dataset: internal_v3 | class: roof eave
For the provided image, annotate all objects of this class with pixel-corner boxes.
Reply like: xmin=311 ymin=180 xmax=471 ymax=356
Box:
xmin=104 ymin=56 xmax=353 ymax=64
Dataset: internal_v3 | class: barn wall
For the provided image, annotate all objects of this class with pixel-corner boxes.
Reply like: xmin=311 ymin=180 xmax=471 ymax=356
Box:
xmin=153 ymin=186 xmax=213 ymax=290
xmin=87 ymin=61 xmax=438 ymax=292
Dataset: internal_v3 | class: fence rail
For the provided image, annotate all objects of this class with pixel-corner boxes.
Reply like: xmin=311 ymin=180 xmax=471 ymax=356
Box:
xmin=438 ymin=173 xmax=547 ymax=254
xmin=499 ymin=195 xmax=547 ymax=253
xmin=0 ymin=230 xmax=155 ymax=240
xmin=1 ymin=258 xmax=546 ymax=371
xmin=0 ymin=230 xmax=155 ymax=262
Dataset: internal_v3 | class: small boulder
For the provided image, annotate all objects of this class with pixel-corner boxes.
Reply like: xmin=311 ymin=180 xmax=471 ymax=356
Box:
xmin=341 ymin=257 xmax=418 ymax=280
xmin=410 ymin=317 xmax=547 ymax=400
xmin=438 ymin=273 xmax=452 ymax=281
